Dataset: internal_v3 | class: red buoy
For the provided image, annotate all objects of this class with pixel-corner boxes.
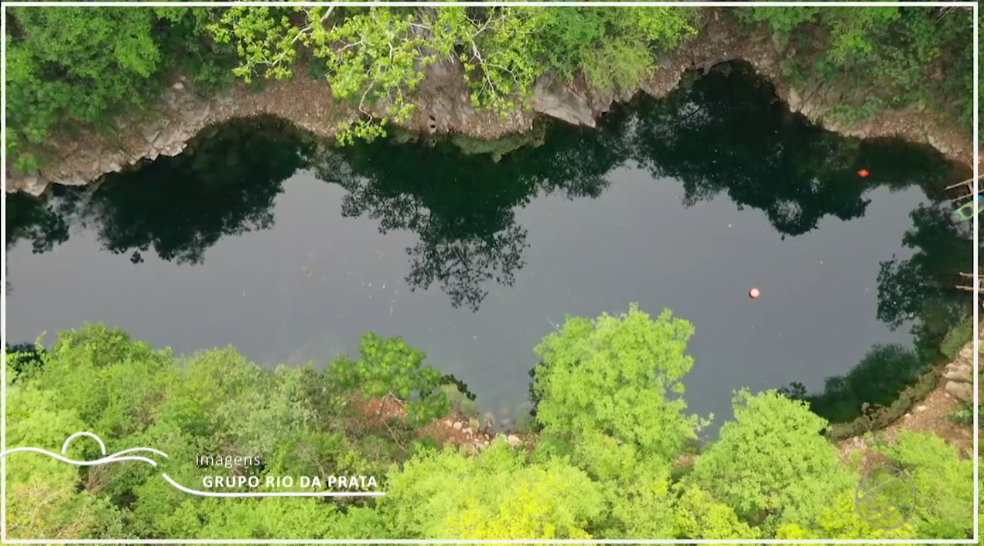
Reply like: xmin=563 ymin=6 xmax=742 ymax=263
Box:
xmin=858 ymin=169 xmax=870 ymax=178
xmin=749 ymin=288 xmax=761 ymax=299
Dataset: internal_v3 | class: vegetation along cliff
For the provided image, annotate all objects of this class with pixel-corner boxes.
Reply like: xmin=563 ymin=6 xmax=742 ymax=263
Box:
xmin=4 ymin=4 xmax=980 ymax=194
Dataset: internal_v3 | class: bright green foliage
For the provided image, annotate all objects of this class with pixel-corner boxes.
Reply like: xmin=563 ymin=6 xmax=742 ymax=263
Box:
xmin=209 ymin=6 xmax=697 ymax=142
xmin=382 ymin=441 xmax=604 ymax=539
xmin=690 ymin=389 xmax=854 ymax=528
xmin=4 ymin=316 xmax=976 ymax=541
xmin=329 ymin=332 xmax=449 ymax=426
xmin=978 ymin=461 xmax=984 ymax=546
xmin=7 ymin=3 xmax=974 ymax=168
xmin=548 ymin=428 xmax=644 ymax=482
xmin=776 ymin=490 xmax=914 ymax=540
xmin=6 ymin=468 xmax=127 ymax=540
xmin=3 ymin=324 xmax=449 ymax=539
xmin=528 ymin=430 xmax=679 ymax=539
xmin=206 ymin=6 xmax=307 ymax=84
xmin=532 ymin=303 xmax=708 ymax=465
xmin=539 ymin=8 xmax=696 ymax=92
xmin=441 ymin=6 xmax=695 ymax=109
xmin=194 ymin=498 xmax=342 ymax=540
xmin=32 ymin=324 xmax=173 ymax=441
xmin=875 ymin=430 xmax=974 ymax=538
xmin=439 ymin=7 xmax=550 ymax=117
xmin=136 ymin=493 xmax=388 ymax=540
xmin=672 ymin=484 xmax=760 ymax=540
xmin=210 ymin=6 xmax=436 ymax=145
xmin=527 ymin=304 xmax=706 ymax=538
xmin=151 ymin=347 xmax=265 ymax=445
xmin=317 ymin=9 xmax=432 ymax=144
xmin=594 ymin=461 xmax=677 ymax=539
xmin=5 ymin=381 xmax=127 ymax=539
xmin=813 ymin=491 xmax=914 ymax=540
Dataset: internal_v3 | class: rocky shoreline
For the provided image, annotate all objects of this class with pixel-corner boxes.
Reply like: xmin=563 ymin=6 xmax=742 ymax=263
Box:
xmin=944 ymin=338 xmax=980 ymax=405
xmin=5 ymin=14 xmax=977 ymax=196
xmin=837 ymin=335 xmax=980 ymax=467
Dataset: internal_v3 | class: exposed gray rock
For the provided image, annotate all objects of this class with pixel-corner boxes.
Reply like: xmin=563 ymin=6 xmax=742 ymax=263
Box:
xmin=181 ymin=105 xmax=212 ymax=127
xmin=532 ymin=78 xmax=596 ymax=128
xmin=943 ymin=340 xmax=980 ymax=404
xmin=946 ymin=381 xmax=973 ymax=403
xmin=152 ymin=123 xmax=185 ymax=149
xmin=5 ymin=15 xmax=976 ymax=196
xmin=944 ymin=362 xmax=973 ymax=384
xmin=140 ymin=125 xmax=162 ymax=146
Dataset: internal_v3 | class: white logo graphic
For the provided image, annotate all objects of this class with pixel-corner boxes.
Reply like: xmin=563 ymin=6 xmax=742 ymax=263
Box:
xmin=0 ymin=431 xmax=385 ymax=498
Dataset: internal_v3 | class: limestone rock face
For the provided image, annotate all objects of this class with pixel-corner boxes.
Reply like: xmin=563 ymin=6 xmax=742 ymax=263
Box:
xmin=532 ymin=78 xmax=596 ymax=128
xmin=945 ymin=381 xmax=973 ymax=403
xmin=944 ymin=342 xmax=980 ymax=403
xmin=5 ymin=16 xmax=976 ymax=196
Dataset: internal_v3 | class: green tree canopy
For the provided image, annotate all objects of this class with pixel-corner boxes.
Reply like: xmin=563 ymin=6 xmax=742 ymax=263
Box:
xmin=382 ymin=442 xmax=604 ymax=540
xmin=689 ymin=389 xmax=855 ymax=529
xmin=531 ymin=303 xmax=708 ymax=466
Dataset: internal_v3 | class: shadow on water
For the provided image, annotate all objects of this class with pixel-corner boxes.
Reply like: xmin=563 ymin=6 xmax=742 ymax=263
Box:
xmin=779 ymin=202 xmax=976 ymax=424
xmin=14 ymin=117 xmax=317 ymax=266
xmin=6 ymin=61 xmax=973 ymax=424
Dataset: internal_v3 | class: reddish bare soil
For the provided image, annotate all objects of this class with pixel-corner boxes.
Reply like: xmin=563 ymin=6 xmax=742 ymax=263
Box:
xmin=347 ymin=394 xmax=527 ymax=455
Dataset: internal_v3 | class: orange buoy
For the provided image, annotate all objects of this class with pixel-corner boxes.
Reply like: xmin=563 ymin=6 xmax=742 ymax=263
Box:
xmin=858 ymin=169 xmax=870 ymax=178
xmin=749 ymin=288 xmax=761 ymax=299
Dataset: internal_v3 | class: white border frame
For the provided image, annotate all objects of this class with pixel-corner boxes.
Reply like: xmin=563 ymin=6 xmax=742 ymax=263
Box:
xmin=0 ymin=1 xmax=977 ymax=543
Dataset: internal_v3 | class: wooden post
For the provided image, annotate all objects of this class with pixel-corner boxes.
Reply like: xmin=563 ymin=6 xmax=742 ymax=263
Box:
xmin=956 ymin=272 xmax=982 ymax=292
xmin=945 ymin=174 xmax=983 ymax=191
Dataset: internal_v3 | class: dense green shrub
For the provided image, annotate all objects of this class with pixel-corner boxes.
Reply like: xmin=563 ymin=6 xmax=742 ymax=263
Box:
xmin=689 ymin=390 xmax=853 ymax=530
xmin=947 ymin=400 xmax=978 ymax=427
xmin=537 ymin=8 xmax=697 ymax=91
xmin=941 ymin=313 xmax=975 ymax=360
xmin=4 ymin=5 xmax=975 ymax=169
xmin=4 ymin=307 xmax=976 ymax=540
xmin=875 ymin=430 xmax=974 ymax=538
xmin=736 ymin=5 xmax=976 ymax=132
xmin=4 ymin=7 xmax=233 ymax=174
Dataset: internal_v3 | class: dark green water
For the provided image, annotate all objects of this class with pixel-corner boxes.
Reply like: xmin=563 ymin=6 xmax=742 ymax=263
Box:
xmin=4 ymin=62 xmax=973 ymax=431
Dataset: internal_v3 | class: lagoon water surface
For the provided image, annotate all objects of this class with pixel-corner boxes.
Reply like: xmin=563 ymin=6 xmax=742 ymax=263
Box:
xmin=5 ymin=63 xmax=970 ymax=432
